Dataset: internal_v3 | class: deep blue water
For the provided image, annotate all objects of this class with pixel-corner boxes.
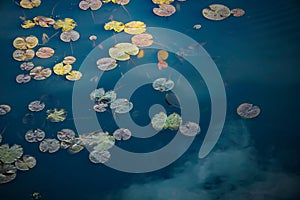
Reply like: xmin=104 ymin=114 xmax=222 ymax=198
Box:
xmin=1 ymin=0 xmax=300 ymax=199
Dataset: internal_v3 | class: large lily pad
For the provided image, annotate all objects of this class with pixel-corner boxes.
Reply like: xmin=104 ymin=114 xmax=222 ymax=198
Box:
xmin=20 ymin=0 xmax=41 ymax=9
xmin=36 ymin=47 xmax=54 ymax=58
xmin=25 ymin=129 xmax=45 ymax=143
xmin=153 ymin=4 xmax=176 ymax=17
xmin=30 ymin=66 xmax=52 ymax=80
xmin=13 ymin=49 xmax=35 ymax=61
xmin=202 ymin=4 xmax=231 ymax=21
xmin=0 ymin=163 xmax=17 ymax=184
xmin=89 ymin=150 xmax=111 ymax=163
xmin=0 ymin=144 xmax=23 ymax=164
xmin=15 ymin=155 xmax=36 ymax=171
xmin=124 ymin=21 xmax=146 ymax=35
xmin=110 ymin=98 xmax=133 ymax=114
xmin=54 ymin=18 xmax=77 ymax=32
xmin=57 ymin=129 xmax=75 ymax=142
xmin=39 ymin=139 xmax=60 ymax=153
xmin=65 ymin=70 xmax=82 ymax=81
xmin=96 ymin=57 xmax=118 ymax=71
xmin=131 ymin=33 xmax=153 ymax=47
xmin=109 ymin=43 xmax=139 ymax=61
xmin=152 ymin=78 xmax=174 ymax=92
xmin=151 ymin=112 xmax=167 ymax=131
xmin=60 ymin=30 xmax=80 ymax=42
xmin=104 ymin=21 xmax=125 ymax=32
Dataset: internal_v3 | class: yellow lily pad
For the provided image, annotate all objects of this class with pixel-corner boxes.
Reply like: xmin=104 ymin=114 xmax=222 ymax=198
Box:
xmin=66 ymin=70 xmax=82 ymax=81
xmin=21 ymin=20 xmax=36 ymax=29
xmin=53 ymin=62 xmax=72 ymax=75
xmin=104 ymin=21 xmax=125 ymax=32
xmin=112 ymin=0 xmax=130 ymax=5
xmin=152 ymin=0 xmax=174 ymax=5
xmin=20 ymin=0 xmax=41 ymax=9
xmin=115 ymin=43 xmax=139 ymax=55
xmin=13 ymin=37 xmax=27 ymax=49
xmin=13 ymin=49 xmax=35 ymax=61
xmin=13 ymin=36 xmax=38 ymax=49
xmin=25 ymin=36 xmax=39 ymax=49
xmin=54 ymin=18 xmax=77 ymax=32
xmin=124 ymin=21 xmax=146 ymax=35
xmin=109 ymin=47 xmax=130 ymax=61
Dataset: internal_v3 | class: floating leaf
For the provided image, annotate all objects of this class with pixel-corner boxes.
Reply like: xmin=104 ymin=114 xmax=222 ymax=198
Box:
xmin=152 ymin=0 xmax=174 ymax=5
xmin=193 ymin=24 xmax=202 ymax=30
xmin=13 ymin=49 xmax=35 ymax=61
xmin=124 ymin=21 xmax=146 ymax=35
xmin=60 ymin=30 xmax=80 ymax=42
xmin=79 ymin=0 xmax=102 ymax=10
xmin=30 ymin=66 xmax=52 ymax=80
xmin=21 ymin=20 xmax=36 ymax=29
xmin=36 ymin=47 xmax=54 ymax=58
xmin=25 ymin=129 xmax=45 ymax=143
xmin=33 ymin=16 xmax=55 ymax=27
xmin=53 ymin=62 xmax=72 ymax=75
xmin=131 ymin=33 xmax=153 ymax=47
xmin=89 ymin=150 xmax=110 ymax=163
xmin=0 ymin=144 xmax=23 ymax=164
xmin=164 ymin=113 xmax=182 ymax=130
xmin=13 ymin=36 xmax=38 ymax=49
xmin=237 ymin=103 xmax=261 ymax=119
xmin=39 ymin=139 xmax=60 ymax=153
xmin=0 ymin=105 xmax=11 ymax=115
xmin=109 ymin=43 xmax=139 ymax=61
xmin=96 ymin=57 xmax=118 ymax=71
xmin=110 ymin=98 xmax=133 ymax=114
xmin=113 ymin=128 xmax=132 ymax=140
xmin=157 ymin=60 xmax=168 ymax=70
xmin=93 ymin=102 xmax=108 ymax=112
xmin=153 ymin=4 xmax=176 ymax=17
xmin=20 ymin=62 xmax=34 ymax=71
xmin=151 ymin=112 xmax=167 ymax=131
xmin=20 ymin=0 xmax=41 ymax=9
xmin=0 ymin=163 xmax=17 ymax=184
xmin=63 ymin=56 xmax=76 ymax=64
xmin=179 ymin=121 xmax=200 ymax=136
xmin=54 ymin=18 xmax=77 ymax=32
xmin=90 ymin=88 xmax=105 ymax=101
xmin=16 ymin=74 xmax=31 ymax=83
xmin=28 ymin=100 xmax=45 ymax=112
xmin=157 ymin=50 xmax=169 ymax=61
xmin=65 ymin=70 xmax=82 ymax=81
xmin=57 ymin=129 xmax=75 ymax=142
xmin=112 ymin=0 xmax=130 ymax=5
xmin=152 ymin=78 xmax=174 ymax=92
xmin=231 ymin=8 xmax=245 ymax=17
xmin=202 ymin=4 xmax=231 ymax=21
xmin=104 ymin=21 xmax=125 ymax=32
xmin=46 ymin=109 xmax=67 ymax=122
xmin=15 ymin=155 xmax=36 ymax=171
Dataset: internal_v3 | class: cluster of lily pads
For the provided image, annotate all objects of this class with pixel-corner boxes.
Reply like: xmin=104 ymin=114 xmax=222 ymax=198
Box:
xmin=53 ymin=56 xmax=82 ymax=81
xmin=90 ymin=88 xmax=133 ymax=114
xmin=202 ymin=4 xmax=245 ymax=21
xmin=0 ymin=139 xmax=36 ymax=184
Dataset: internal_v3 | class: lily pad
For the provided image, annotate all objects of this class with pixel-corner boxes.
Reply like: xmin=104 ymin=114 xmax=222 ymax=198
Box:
xmin=30 ymin=66 xmax=52 ymax=80
xmin=93 ymin=102 xmax=108 ymax=112
xmin=21 ymin=20 xmax=36 ymax=29
xmin=13 ymin=36 xmax=38 ymax=49
xmin=0 ymin=144 xmax=23 ymax=164
xmin=110 ymin=98 xmax=133 ymax=114
xmin=53 ymin=62 xmax=72 ymax=75
xmin=157 ymin=50 xmax=169 ymax=61
xmin=179 ymin=121 xmax=200 ymax=136
xmin=237 ymin=103 xmax=261 ymax=119
xmin=65 ymin=70 xmax=82 ymax=81
xmin=36 ymin=47 xmax=54 ymax=58
xmin=46 ymin=109 xmax=67 ymax=122
xmin=25 ymin=129 xmax=45 ymax=143
xmin=15 ymin=155 xmax=36 ymax=171
xmin=109 ymin=43 xmax=139 ymax=61
xmin=164 ymin=113 xmax=182 ymax=130
xmin=79 ymin=0 xmax=102 ymax=10
xmin=0 ymin=105 xmax=11 ymax=115
xmin=57 ymin=129 xmax=75 ymax=142
xmin=13 ymin=49 xmax=35 ymax=61
xmin=20 ymin=62 xmax=34 ymax=71
xmin=20 ymin=0 xmax=41 ymax=9
xmin=54 ymin=18 xmax=77 ymax=32
xmin=131 ymin=33 xmax=153 ymax=47
xmin=152 ymin=78 xmax=174 ymax=92
xmin=33 ymin=16 xmax=55 ymax=27
xmin=16 ymin=74 xmax=31 ymax=83
xmin=90 ymin=88 xmax=105 ymax=101
xmin=152 ymin=0 xmax=174 ymax=4
xmin=0 ymin=163 xmax=17 ymax=184
xmin=63 ymin=56 xmax=76 ymax=64
xmin=104 ymin=21 xmax=125 ymax=32
xmin=231 ymin=8 xmax=245 ymax=17
xmin=97 ymin=57 xmax=118 ymax=71
xmin=39 ymin=138 xmax=60 ymax=153
xmin=151 ymin=112 xmax=167 ymax=131
xmin=202 ymin=4 xmax=231 ymax=21
xmin=153 ymin=4 xmax=176 ymax=17
xmin=113 ymin=128 xmax=132 ymax=140
xmin=124 ymin=21 xmax=146 ymax=35
xmin=89 ymin=150 xmax=111 ymax=163
xmin=60 ymin=30 xmax=80 ymax=42
xmin=28 ymin=100 xmax=45 ymax=112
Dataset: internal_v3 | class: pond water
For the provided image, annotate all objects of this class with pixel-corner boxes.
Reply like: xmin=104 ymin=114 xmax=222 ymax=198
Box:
xmin=0 ymin=0 xmax=300 ymax=199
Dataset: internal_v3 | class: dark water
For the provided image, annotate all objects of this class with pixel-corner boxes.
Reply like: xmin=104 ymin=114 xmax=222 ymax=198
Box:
xmin=1 ymin=0 xmax=300 ymax=199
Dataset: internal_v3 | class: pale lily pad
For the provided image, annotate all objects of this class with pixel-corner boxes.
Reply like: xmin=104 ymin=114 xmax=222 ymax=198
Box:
xmin=124 ymin=21 xmax=146 ymax=35
xmin=36 ymin=47 xmax=54 ymax=58
xmin=25 ymin=129 xmax=45 ymax=143
xmin=93 ymin=102 xmax=108 ymax=112
xmin=79 ymin=0 xmax=102 ymax=10
xmin=65 ymin=70 xmax=82 ymax=81
xmin=179 ymin=121 xmax=200 ymax=136
xmin=63 ymin=56 xmax=76 ymax=64
xmin=131 ymin=33 xmax=153 ymax=47
xmin=0 ymin=163 xmax=17 ymax=184
xmin=104 ymin=21 xmax=125 ymax=32
xmin=28 ymin=100 xmax=45 ymax=112
xmin=231 ymin=8 xmax=245 ymax=17
xmin=15 ymin=155 xmax=36 ymax=171
xmin=89 ymin=150 xmax=111 ymax=163
xmin=151 ymin=112 xmax=167 ymax=131
xmin=57 ymin=129 xmax=75 ymax=142
xmin=13 ymin=49 xmax=35 ymax=61
xmin=153 ymin=4 xmax=176 ymax=17
xmin=0 ymin=105 xmax=11 ymax=115
xmin=33 ymin=16 xmax=55 ymax=27
xmin=90 ymin=88 xmax=105 ymax=101
xmin=237 ymin=103 xmax=261 ymax=119
xmin=39 ymin=138 xmax=60 ymax=153
xmin=60 ymin=30 xmax=80 ymax=42
xmin=202 ymin=4 xmax=231 ymax=21
xmin=30 ymin=66 xmax=52 ymax=80
xmin=110 ymin=98 xmax=133 ymax=114
xmin=16 ymin=74 xmax=31 ymax=83
xmin=0 ymin=144 xmax=23 ymax=164
xmin=20 ymin=62 xmax=34 ymax=71
xmin=97 ymin=57 xmax=118 ymax=71
xmin=113 ymin=128 xmax=131 ymax=140
xmin=152 ymin=78 xmax=174 ymax=92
